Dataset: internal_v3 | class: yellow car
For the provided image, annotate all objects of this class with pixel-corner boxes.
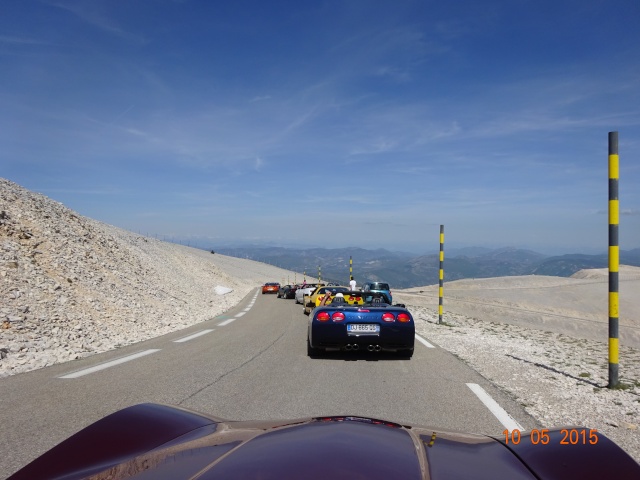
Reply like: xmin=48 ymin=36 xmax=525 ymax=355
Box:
xmin=303 ymin=286 xmax=366 ymax=315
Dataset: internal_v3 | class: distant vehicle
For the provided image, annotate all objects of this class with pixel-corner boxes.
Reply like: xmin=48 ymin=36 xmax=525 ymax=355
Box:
xmin=283 ymin=284 xmax=299 ymax=299
xmin=307 ymin=291 xmax=414 ymax=358
xmin=303 ymin=286 xmax=350 ymax=315
xmin=11 ymin=402 xmax=640 ymax=479
xmin=277 ymin=284 xmax=297 ymax=298
xmin=362 ymin=282 xmax=392 ymax=304
xmin=261 ymin=282 xmax=280 ymax=294
xmin=277 ymin=285 xmax=289 ymax=298
xmin=295 ymin=283 xmax=323 ymax=304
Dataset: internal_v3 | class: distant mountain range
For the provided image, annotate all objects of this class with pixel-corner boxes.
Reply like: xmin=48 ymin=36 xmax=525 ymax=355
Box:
xmin=212 ymin=246 xmax=640 ymax=289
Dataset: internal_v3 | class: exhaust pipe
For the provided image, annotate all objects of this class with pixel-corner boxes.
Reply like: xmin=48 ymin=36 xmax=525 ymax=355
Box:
xmin=367 ymin=345 xmax=374 ymax=352
xmin=374 ymin=345 xmax=381 ymax=352
xmin=352 ymin=344 xmax=360 ymax=351
xmin=345 ymin=344 xmax=353 ymax=351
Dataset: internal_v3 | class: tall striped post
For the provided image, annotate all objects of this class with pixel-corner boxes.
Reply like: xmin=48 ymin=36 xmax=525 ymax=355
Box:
xmin=439 ymin=225 xmax=444 ymax=324
xmin=350 ymin=256 xmax=353 ymax=282
xmin=318 ymin=265 xmax=321 ymax=283
xmin=608 ymin=132 xmax=620 ymax=388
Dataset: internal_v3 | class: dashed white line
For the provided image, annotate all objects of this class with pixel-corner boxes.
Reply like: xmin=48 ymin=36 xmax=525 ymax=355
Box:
xmin=173 ymin=329 xmax=214 ymax=343
xmin=58 ymin=349 xmax=161 ymax=379
xmin=415 ymin=334 xmax=435 ymax=348
xmin=218 ymin=318 xmax=235 ymax=326
xmin=235 ymin=312 xmax=246 ymax=317
xmin=466 ymin=383 xmax=523 ymax=432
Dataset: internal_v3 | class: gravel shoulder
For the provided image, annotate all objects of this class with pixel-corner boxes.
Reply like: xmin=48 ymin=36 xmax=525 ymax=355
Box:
xmin=395 ymin=286 xmax=640 ymax=464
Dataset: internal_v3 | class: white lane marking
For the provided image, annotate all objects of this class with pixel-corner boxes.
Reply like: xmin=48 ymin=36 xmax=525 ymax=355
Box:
xmin=415 ymin=334 xmax=435 ymax=348
xmin=235 ymin=312 xmax=246 ymax=317
xmin=243 ymin=307 xmax=251 ymax=312
xmin=58 ymin=349 xmax=161 ymax=379
xmin=173 ymin=329 xmax=214 ymax=343
xmin=218 ymin=318 xmax=235 ymax=326
xmin=466 ymin=383 xmax=523 ymax=432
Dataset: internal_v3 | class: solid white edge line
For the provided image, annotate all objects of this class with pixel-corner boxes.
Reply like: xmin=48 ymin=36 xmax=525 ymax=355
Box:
xmin=58 ymin=349 xmax=161 ymax=379
xmin=173 ymin=329 xmax=214 ymax=343
xmin=415 ymin=334 xmax=435 ymax=348
xmin=466 ymin=383 xmax=523 ymax=432
xmin=218 ymin=318 xmax=235 ymax=326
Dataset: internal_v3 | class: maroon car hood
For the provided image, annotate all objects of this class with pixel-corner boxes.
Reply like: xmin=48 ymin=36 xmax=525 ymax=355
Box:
xmin=10 ymin=404 xmax=640 ymax=479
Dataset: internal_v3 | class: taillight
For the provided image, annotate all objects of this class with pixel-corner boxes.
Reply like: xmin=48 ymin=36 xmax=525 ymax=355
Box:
xmin=317 ymin=312 xmax=330 ymax=322
xmin=397 ymin=313 xmax=411 ymax=323
xmin=332 ymin=312 xmax=345 ymax=322
xmin=382 ymin=312 xmax=395 ymax=322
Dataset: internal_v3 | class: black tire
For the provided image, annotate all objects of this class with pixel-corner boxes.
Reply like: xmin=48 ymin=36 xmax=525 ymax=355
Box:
xmin=307 ymin=337 xmax=320 ymax=357
xmin=398 ymin=348 xmax=414 ymax=359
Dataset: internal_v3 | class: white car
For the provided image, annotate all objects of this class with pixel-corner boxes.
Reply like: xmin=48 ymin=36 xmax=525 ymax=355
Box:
xmin=295 ymin=284 xmax=322 ymax=304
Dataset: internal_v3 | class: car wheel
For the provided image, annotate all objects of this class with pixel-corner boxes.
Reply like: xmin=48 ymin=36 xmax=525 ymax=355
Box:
xmin=398 ymin=348 xmax=414 ymax=359
xmin=307 ymin=337 xmax=320 ymax=357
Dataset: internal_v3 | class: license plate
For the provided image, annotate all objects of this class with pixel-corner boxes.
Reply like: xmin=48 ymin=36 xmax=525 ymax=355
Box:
xmin=347 ymin=324 xmax=380 ymax=335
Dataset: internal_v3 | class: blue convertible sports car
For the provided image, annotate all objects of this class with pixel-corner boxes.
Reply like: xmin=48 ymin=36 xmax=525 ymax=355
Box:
xmin=307 ymin=293 xmax=415 ymax=358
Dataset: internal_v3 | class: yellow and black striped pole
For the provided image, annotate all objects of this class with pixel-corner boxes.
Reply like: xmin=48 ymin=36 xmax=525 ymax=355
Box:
xmin=350 ymin=256 xmax=353 ymax=282
xmin=608 ymin=131 xmax=620 ymax=388
xmin=439 ymin=225 xmax=444 ymax=324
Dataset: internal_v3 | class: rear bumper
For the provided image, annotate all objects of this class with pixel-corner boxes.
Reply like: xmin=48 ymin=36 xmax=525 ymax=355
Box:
xmin=310 ymin=323 xmax=414 ymax=351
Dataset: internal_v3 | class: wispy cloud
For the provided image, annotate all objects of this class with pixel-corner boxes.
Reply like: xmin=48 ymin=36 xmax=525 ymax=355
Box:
xmin=0 ymin=35 xmax=49 ymax=45
xmin=250 ymin=95 xmax=272 ymax=102
xmin=48 ymin=1 xmax=146 ymax=44
xmin=596 ymin=209 xmax=640 ymax=216
xmin=3 ymin=1 xmax=639 ymax=252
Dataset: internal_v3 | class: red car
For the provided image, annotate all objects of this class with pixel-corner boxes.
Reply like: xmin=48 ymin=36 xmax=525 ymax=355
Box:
xmin=9 ymin=403 xmax=640 ymax=479
xmin=262 ymin=282 xmax=280 ymax=294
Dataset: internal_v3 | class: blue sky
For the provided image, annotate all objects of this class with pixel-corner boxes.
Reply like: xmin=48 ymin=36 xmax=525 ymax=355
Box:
xmin=2 ymin=0 xmax=639 ymax=254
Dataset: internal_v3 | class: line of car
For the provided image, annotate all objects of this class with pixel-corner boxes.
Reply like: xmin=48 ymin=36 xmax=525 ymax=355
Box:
xmin=261 ymin=281 xmax=415 ymax=359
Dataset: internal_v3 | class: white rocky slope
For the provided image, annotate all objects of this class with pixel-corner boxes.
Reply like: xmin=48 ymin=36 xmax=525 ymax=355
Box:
xmin=1 ymin=177 xmax=639 ymax=463
xmin=0 ymin=178 xmax=296 ymax=375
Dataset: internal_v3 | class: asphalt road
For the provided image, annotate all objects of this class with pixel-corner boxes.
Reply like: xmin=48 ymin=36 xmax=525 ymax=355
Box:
xmin=0 ymin=289 xmax=538 ymax=478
